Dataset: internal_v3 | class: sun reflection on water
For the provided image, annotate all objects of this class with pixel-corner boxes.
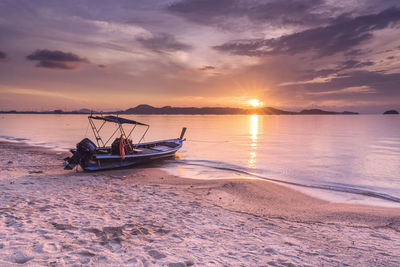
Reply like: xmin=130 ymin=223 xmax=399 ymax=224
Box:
xmin=248 ymin=114 xmax=259 ymax=168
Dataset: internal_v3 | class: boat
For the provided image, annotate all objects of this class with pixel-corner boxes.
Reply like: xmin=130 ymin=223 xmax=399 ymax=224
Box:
xmin=64 ymin=115 xmax=186 ymax=171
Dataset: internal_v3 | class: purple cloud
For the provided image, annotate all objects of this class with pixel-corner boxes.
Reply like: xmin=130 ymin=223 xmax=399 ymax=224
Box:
xmin=0 ymin=50 xmax=6 ymax=60
xmin=214 ymin=8 xmax=400 ymax=57
xmin=167 ymin=0 xmax=328 ymax=27
xmin=27 ymin=49 xmax=88 ymax=70
xmin=136 ymin=33 xmax=192 ymax=52
xmin=199 ymin=65 xmax=216 ymax=71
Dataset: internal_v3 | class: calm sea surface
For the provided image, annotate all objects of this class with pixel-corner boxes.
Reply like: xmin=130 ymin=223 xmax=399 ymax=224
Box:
xmin=1 ymin=114 xmax=400 ymax=207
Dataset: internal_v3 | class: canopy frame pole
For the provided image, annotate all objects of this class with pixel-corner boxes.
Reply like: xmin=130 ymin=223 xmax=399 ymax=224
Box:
xmin=89 ymin=117 xmax=105 ymax=147
xmin=104 ymin=126 xmax=121 ymax=146
xmin=137 ymin=125 xmax=150 ymax=145
xmin=97 ymin=121 xmax=106 ymax=132
xmin=126 ymin=124 xmax=137 ymax=139
xmin=119 ymin=124 xmax=133 ymax=151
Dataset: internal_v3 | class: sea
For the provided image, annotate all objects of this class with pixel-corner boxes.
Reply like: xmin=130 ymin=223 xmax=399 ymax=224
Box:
xmin=1 ymin=114 xmax=400 ymax=207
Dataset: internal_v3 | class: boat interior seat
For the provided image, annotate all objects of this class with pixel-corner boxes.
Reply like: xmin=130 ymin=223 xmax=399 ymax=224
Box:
xmin=95 ymin=148 xmax=110 ymax=154
xmin=132 ymin=148 xmax=143 ymax=153
xmin=151 ymin=145 xmax=171 ymax=152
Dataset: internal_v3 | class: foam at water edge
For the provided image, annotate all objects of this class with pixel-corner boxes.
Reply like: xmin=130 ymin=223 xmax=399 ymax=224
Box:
xmin=164 ymin=159 xmax=400 ymax=207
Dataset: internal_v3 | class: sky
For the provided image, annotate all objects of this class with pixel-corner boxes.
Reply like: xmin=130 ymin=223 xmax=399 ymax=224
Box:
xmin=0 ymin=0 xmax=400 ymax=113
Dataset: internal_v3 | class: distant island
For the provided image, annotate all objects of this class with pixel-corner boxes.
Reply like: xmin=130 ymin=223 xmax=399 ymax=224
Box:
xmin=0 ymin=105 xmax=359 ymax=115
xmin=383 ymin=109 xmax=399 ymax=114
xmin=298 ymin=109 xmax=358 ymax=115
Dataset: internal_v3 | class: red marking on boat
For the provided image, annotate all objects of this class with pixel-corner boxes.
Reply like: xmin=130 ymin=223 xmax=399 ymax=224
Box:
xmin=120 ymin=136 xmax=125 ymax=160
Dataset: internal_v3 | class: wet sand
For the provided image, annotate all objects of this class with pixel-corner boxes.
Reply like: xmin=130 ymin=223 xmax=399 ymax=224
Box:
xmin=0 ymin=141 xmax=400 ymax=266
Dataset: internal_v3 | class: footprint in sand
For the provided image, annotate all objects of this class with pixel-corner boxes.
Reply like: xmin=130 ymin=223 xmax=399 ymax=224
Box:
xmin=43 ymin=243 xmax=58 ymax=253
xmin=11 ymin=249 xmax=34 ymax=264
xmin=33 ymin=242 xmax=58 ymax=253
xmin=148 ymin=249 xmax=166 ymax=259
xmin=33 ymin=243 xmax=44 ymax=253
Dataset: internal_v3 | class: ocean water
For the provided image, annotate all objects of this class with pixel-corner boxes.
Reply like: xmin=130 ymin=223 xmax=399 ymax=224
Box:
xmin=1 ymin=114 xmax=400 ymax=207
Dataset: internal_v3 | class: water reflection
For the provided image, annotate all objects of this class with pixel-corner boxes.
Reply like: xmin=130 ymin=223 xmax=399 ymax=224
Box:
xmin=2 ymin=114 xmax=400 ymax=206
xmin=248 ymin=114 xmax=259 ymax=168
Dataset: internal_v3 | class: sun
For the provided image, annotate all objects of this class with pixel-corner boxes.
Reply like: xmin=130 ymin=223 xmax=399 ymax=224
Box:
xmin=247 ymin=99 xmax=263 ymax=107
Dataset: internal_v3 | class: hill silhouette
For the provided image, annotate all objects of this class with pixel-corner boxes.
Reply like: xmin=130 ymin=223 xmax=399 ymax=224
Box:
xmin=123 ymin=105 xmax=296 ymax=115
xmin=0 ymin=105 xmax=359 ymax=115
xmin=383 ymin=109 xmax=399 ymax=114
xmin=299 ymin=109 xmax=358 ymax=115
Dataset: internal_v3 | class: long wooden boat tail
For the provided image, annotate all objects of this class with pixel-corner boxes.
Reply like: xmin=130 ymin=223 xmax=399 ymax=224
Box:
xmin=64 ymin=115 xmax=186 ymax=171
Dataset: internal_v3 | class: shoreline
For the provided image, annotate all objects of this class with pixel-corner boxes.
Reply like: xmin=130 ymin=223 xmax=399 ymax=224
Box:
xmin=3 ymin=137 xmax=400 ymax=208
xmin=1 ymin=141 xmax=400 ymax=265
xmin=1 ymin=140 xmax=400 ymax=224
xmin=164 ymin=167 xmax=400 ymax=209
xmin=0 ymin=136 xmax=70 ymax=153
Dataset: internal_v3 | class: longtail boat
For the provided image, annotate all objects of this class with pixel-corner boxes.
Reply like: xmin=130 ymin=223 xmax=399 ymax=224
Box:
xmin=64 ymin=115 xmax=186 ymax=171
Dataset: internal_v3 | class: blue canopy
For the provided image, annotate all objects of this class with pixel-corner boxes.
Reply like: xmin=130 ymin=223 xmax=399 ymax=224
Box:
xmin=89 ymin=115 xmax=148 ymax=126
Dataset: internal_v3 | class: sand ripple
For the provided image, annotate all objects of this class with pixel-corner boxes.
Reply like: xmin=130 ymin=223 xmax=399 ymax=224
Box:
xmin=0 ymin=141 xmax=400 ymax=266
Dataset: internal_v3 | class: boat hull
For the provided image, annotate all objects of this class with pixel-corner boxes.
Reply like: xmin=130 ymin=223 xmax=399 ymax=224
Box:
xmin=65 ymin=138 xmax=183 ymax=171
xmin=84 ymin=149 xmax=178 ymax=171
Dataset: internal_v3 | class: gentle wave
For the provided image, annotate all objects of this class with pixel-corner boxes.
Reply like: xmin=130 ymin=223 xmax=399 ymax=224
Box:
xmin=0 ymin=135 xmax=29 ymax=142
xmin=0 ymin=135 xmax=68 ymax=151
xmin=171 ymin=159 xmax=400 ymax=204
xmin=2 ymin=132 xmax=400 ymax=204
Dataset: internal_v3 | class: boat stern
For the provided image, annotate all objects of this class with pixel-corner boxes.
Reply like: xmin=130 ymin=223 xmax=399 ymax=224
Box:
xmin=64 ymin=138 xmax=96 ymax=170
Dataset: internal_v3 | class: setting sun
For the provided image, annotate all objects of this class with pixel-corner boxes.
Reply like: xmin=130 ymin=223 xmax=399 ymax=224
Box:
xmin=248 ymin=99 xmax=263 ymax=107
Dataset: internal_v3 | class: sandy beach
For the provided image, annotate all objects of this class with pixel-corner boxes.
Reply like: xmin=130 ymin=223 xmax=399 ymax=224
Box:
xmin=0 ymin=141 xmax=399 ymax=266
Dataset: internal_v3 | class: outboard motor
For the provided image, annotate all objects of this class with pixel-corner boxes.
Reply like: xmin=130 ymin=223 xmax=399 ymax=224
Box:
xmin=64 ymin=138 xmax=96 ymax=170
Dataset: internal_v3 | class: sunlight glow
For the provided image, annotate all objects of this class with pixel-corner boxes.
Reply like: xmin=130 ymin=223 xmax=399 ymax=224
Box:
xmin=250 ymin=114 xmax=258 ymax=143
xmin=248 ymin=99 xmax=263 ymax=107
xmin=248 ymin=114 xmax=259 ymax=168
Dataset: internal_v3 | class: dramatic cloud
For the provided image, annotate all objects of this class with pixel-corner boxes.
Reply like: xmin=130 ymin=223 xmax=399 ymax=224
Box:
xmin=167 ymin=0 xmax=328 ymax=27
xmin=199 ymin=65 xmax=215 ymax=71
xmin=281 ymin=70 xmax=400 ymax=98
xmin=340 ymin=60 xmax=375 ymax=70
xmin=167 ymin=0 xmax=240 ymax=25
xmin=302 ymin=60 xmax=376 ymax=82
xmin=1 ymin=1 xmax=400 ymax=112
xmin=136 ymin=33 xmax=192 ymax=52
xmin=306 ymin=85 xmax=376 ymax=95
xmin=26 ymin=49 xmax=88 ymax=70
xmin=0 ymin=50 xmax=6 ymax=60
xmin=246 ymin=0 xmax=326 ymax=25
xmin=214 ymin=8 xmax=400 ymax=57
xmin=295 ymin=60 xmax=377 ymax=83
